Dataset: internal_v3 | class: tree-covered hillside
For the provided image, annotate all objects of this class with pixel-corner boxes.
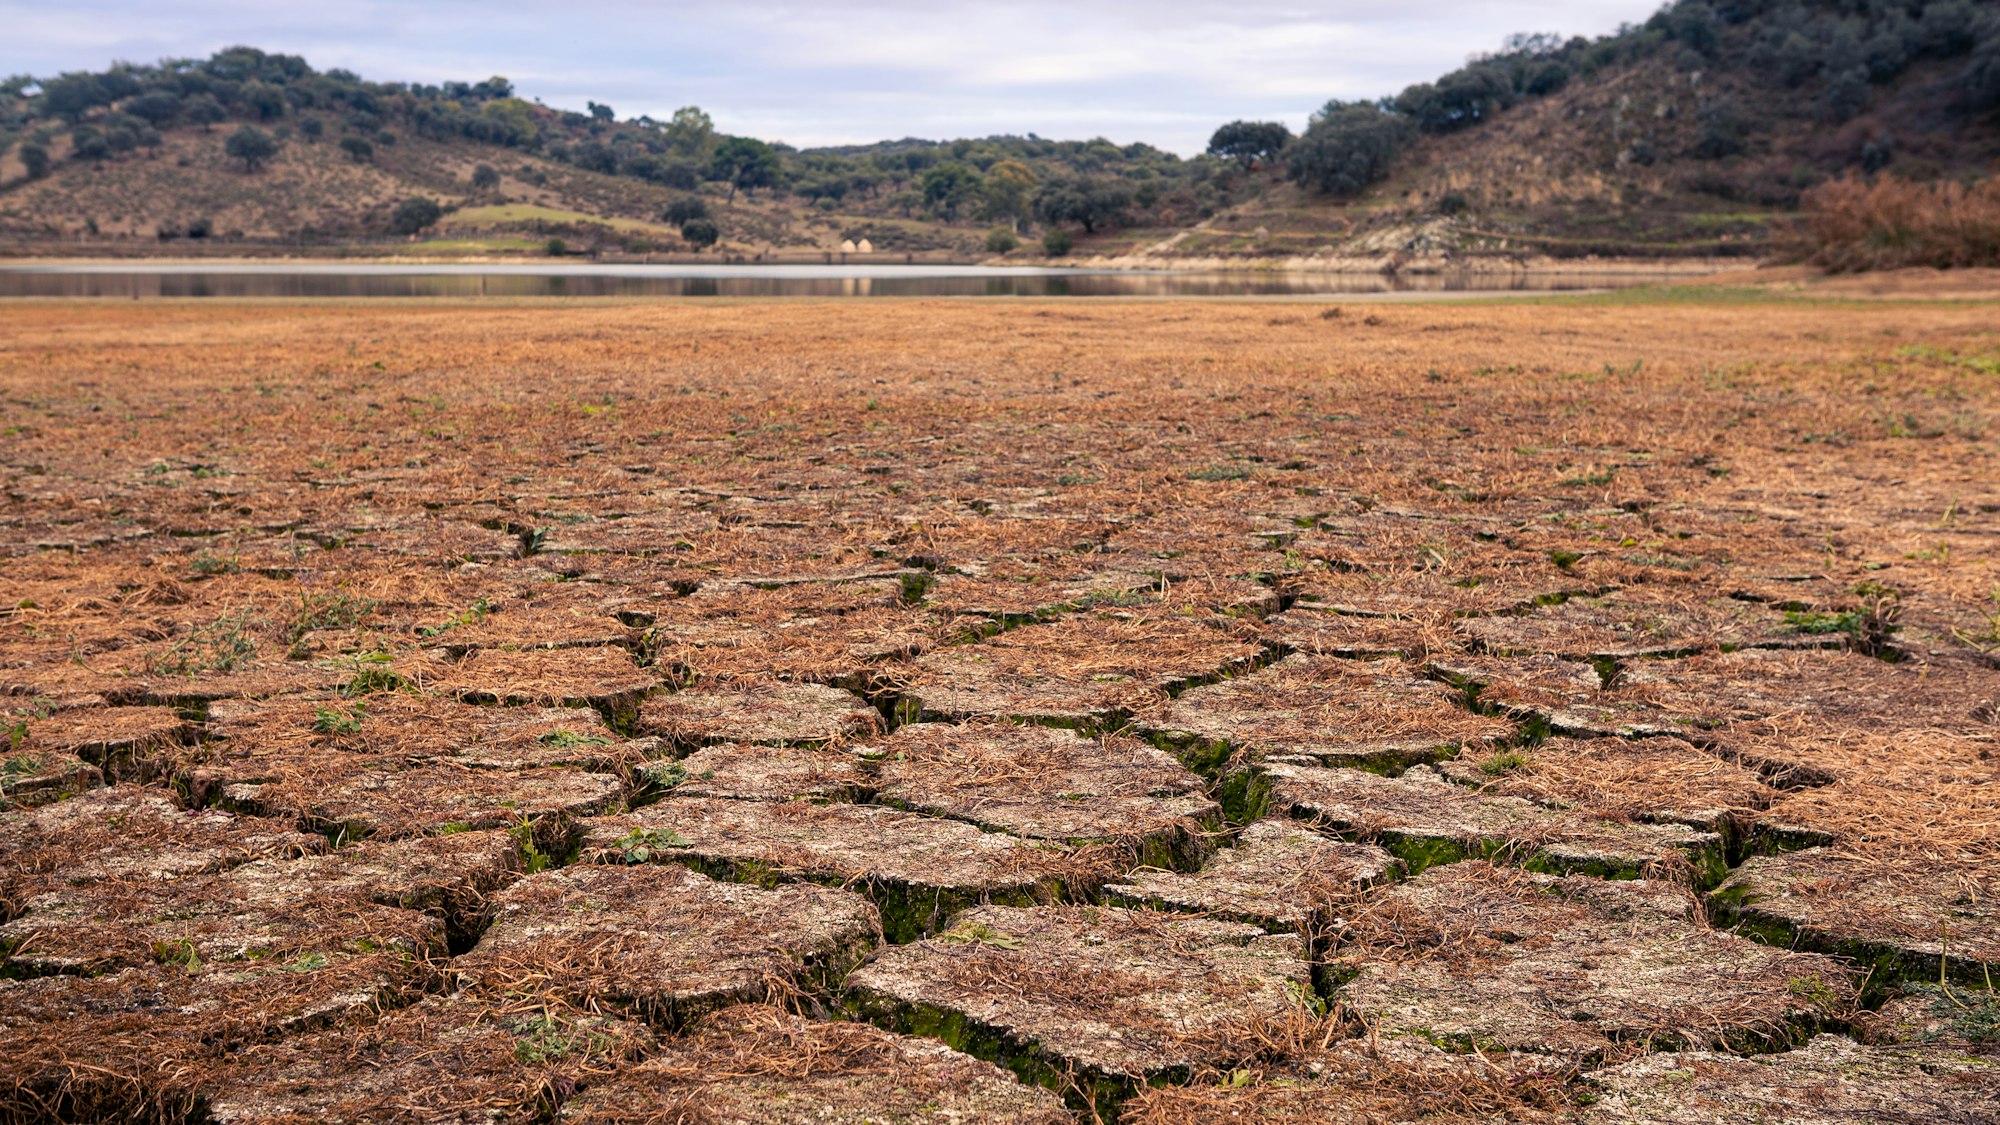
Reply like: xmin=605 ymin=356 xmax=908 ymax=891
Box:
xmin=1 ymin=1 xmax=1995 ymax=260
xmin=0 ymin=46 xmax=1242 ymax=252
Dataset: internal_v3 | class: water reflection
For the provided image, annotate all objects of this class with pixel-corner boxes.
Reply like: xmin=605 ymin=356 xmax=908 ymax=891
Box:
xmin=0 ymin=263 xmax=1678 ymax=299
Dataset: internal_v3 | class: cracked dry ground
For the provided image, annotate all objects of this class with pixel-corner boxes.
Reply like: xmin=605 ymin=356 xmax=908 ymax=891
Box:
xmin=2 ymin=294 xmax=1998 ymax=1124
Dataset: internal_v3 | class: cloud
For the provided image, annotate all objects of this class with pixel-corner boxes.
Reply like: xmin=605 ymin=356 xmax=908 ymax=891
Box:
xmin=0 ymin=0 xmax=1663 ymax=153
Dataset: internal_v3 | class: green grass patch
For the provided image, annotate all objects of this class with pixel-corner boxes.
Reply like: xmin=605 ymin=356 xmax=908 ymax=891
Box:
xmin=440 ymin=204 xmax=677 ymax=237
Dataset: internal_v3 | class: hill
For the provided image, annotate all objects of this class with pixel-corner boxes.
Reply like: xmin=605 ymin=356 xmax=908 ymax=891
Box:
xmin=1119 ymin=0 xmax=2000 ymax=267
xmin=1 ymin=1 xmax=1996 ymax=265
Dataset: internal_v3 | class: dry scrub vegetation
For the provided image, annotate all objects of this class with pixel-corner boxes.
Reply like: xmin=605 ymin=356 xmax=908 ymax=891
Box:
xmin=1801 ymin=175 xmax=2000 ymax=273
xmin=2 ymin=290 xmax=1998 ymax=1122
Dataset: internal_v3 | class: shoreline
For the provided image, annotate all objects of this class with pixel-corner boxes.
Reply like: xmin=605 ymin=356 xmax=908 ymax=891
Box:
xmin=0 ymin=250 xmax=1754 ymax=277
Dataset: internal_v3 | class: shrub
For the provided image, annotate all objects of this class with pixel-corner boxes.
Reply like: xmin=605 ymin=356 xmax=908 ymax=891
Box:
xmin=663 ymin=196 xmax=709 ymax=226
xmin=985 ymin=228 xmax=1020 ymax=253
xmin=17 ymin=142 xmax=49 ymax=179
xmin=544 ymin=237 xmax=567 ymax=256
xmin=1206 ymin=120 xmax=1292 ymax=170
xmin=1287 ymin=101 xmax=1414 ymax=196
xmin=680 ymin=217 xmax=719 ymax=249
xmin=1798 ymin=174 xmax=2000 ymax=271
xmin=389 ymin=195 xmax=442 ymax=235
xmin=339 ymin=136 xmax=373 ymax=163
xmin=70 ymin=129 xmax=110 ymax=162
xmin=1041 ymin=227 xmax=1074 ymax=256
xmin=470 ymin=163 xmax=499 ymax=189
xmin=225 ymin=125 xmax=279 ymax=171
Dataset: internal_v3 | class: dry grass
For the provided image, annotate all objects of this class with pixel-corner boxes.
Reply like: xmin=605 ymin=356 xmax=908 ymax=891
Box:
xmin=3 ymin=292 xmax=1999 ymax=1118
xmin=1799 ymin=175 xmax=2000 ymax=273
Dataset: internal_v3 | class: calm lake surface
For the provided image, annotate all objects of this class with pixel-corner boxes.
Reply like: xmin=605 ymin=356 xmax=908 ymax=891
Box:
xmin=0 ymin=262 xmax=1680 ymax=299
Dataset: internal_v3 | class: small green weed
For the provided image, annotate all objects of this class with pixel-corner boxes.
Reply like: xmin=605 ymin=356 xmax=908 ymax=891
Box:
xmin=312 ymin=702 xmax=366 ymax=736
xmin=290 ymin=589 xmax=378 ymax=643
xmin=1783 ymin=610 xmax=1863 ymax=635
xmin=1477 ymin=751 xmax=1528 ymax=776
xmin=151 ymin=613 xmax=259 ymax=677
xmin=510 ymin=1014 xmax=612 ymax=1063
xmin=1560 ymin=466 xmax=1618 ymax=488
xmin=1786 ymin=973 xmax=1843 ymax=1011
xmin=153 ymin=938 xmax=202 ymax=972
xmin=189 ymin=550 xmax=238 ymax=576
xmin=1903 ymin=982 xmax=2000 ymax=1042
xmin=937 ymin=921 xmax=1022 ymax=950
xmin=418 ymin=598 xmax=491 ymax=638
xmin=611 ymin=827 xmax=688 ymax=863
xmin=1188 ymin=463 xmax=1251 ymax=482
xmin=510 ymin=821 xmax=553 ymax=873
xmin=641 ymin=761 xmax=689 ymax=789
xmin=335 ymin=652 xmax=409 ymax=697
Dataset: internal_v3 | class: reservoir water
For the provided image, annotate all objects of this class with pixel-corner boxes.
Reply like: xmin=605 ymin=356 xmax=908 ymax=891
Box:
xmin=0 ymin=262 xmax=1683 ymax=299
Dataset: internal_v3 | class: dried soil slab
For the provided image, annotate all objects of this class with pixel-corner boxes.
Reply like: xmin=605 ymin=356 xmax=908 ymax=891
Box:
xmin=924 ymin=567 xmax=1161 ymax=623
xmin=456 ymin=864 xmax=878 ymax=1024
xmin=1461 ymin=591 xmax=1819 ymax=660
xmin=207 ymin=993 xmax=652 ymax=1125
xmin=654 ymin=742 xmax=874 ymax=802
xmin=845 ymin=904 xmax=1308 ymax=1112
xmin=1144 ymin=654 xmax=1509 ymax=773
xmin=1439 ymin=648 xmax=2000 ymax=741
xmin=417 ymin=584 xmax=640 ymax=652
xmin=17 ymin=704 xmax=190 ymax=773
xmin=0 ymin=784 xmax=321 ymax=912
xmin=340 ymin=519 xmax=524 ymax=562
xmin=397 ymin=646 xmax=659 ymax=713
xmin=676 ymin=576 xmax=908 ymax=611
xmin=1260 ymin=762 xmax=1726 ymax=881
xmin=1578 ymin=1034 xmax=2000 ymax=1124
xmin=1336 ymin=864 xmax=1854 ymax=1058
xmin=1260 ymin=607 xmax=1461 ymax=661
xmin=650 ymin=591 xmax=940 ymax=686
xmin=0 ymin=955 xmax=435 ymax=1123
xmin=224 ymin=829 xmax=527 ymax=940
xmin=903 ymin=616 xmax=1266 ymax=727
xmin=203 ymin=695 xmax=642 ymax=772
xmin=1123 ymin=1042 xmax=1571 ymax=1125
xmin=1710 ymin=848 xmax=2000 ymax=984
xmin=581 ymin=798 xmax=1114 ymax=941
xmin=558 ymin=1003 xmax=1070 ymax=1124
xmin=871 ymin=722 xmax=1218 ymax=863
xmin=0 ymin=748 xmax=100 ymax=808
xmin=1101 ymin=512 xmax=1302 ymax=577
xmin=1283 ymin=564 xmax=1589 ymax=620
xmin=529 ymin=511 xmax=720 ymax=555
xmin=1430 ymin=654 xmax=1669 ymax=738
xmin=1858 ymin=984 xmax=2000 ymax=1045
xmin=637 ymin=681 xmax=882 ymax=746
xmin=1433 ymin=736 xmax=1775 ymax=835
xmin=0 ymin=853 xmax=449 ymax=975
xmin=887 ymin=515 xmax=1121 ymax=572
xmin=94 ymin=651 xmax=348 ymax=707
xmin=215 ymin=755 xmax=625 ymax=842
xmin=1105 ymin=819 xmax=1398 ymax=931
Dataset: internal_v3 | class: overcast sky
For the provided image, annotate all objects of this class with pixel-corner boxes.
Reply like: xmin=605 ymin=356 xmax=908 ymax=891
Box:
xmin=2 ymin=1 xmax=1664 ymax=154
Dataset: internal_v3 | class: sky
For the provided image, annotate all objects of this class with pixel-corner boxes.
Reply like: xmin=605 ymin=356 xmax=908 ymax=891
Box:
xmin=1 ymin=1 xmax=1665 ymax=155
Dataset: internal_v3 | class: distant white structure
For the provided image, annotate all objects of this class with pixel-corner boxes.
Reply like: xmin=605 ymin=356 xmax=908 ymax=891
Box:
xmin=840 ymin=239 xmax=857 ymax=253
xmin=856 ymin=238 xmax=874 ymax=254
